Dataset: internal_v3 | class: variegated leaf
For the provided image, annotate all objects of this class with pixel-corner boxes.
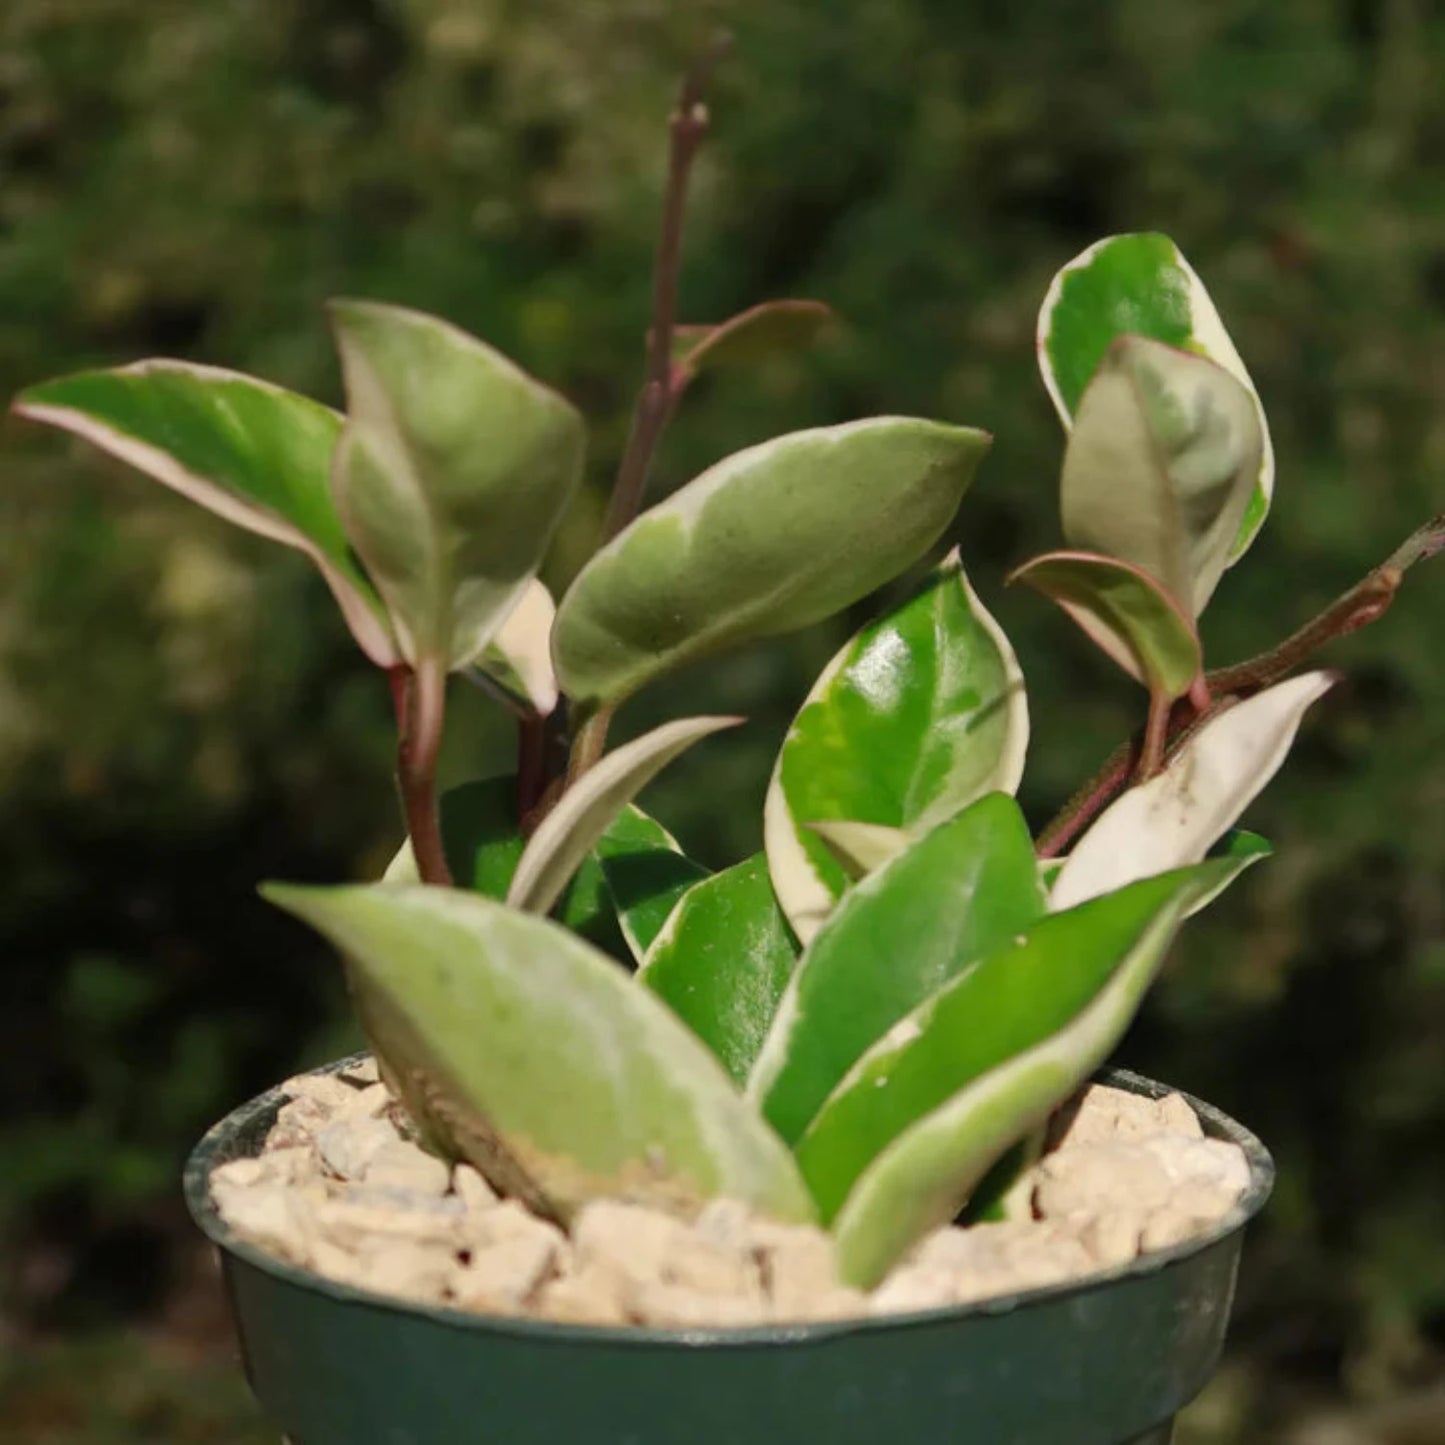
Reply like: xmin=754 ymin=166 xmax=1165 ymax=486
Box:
xmin=263 ymin=882 xmax=813 ymax=1222
xmin=765 ymin=551 xmax=1027 ymax=943
xmin=1038 ymin=232 xmax=1274 ymax=563
xmin=13 ymin=362 xmax=395 ymax=664
xmin=553 ymin=419 xmax=990 ymax=712
xmin=473 ymin=580 xmax=559 ymax=716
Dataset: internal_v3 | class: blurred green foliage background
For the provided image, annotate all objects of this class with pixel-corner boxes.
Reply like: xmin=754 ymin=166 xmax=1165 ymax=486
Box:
xmin=1 ymin=1 xmax=1442 ymax=1439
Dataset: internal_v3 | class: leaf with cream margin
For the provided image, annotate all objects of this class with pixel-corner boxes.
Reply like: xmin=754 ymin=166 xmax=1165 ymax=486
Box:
xmin=506 ymin=716 xmax=740 ymax=919
xmin=262 ymin=882 xmax=813 ymax=1222
xmin=12 ymin=361 xmax=395 ymax=665
xmin=1038 ymin=232 xmax=1275 ymax=563
xmin=330 ymin=300 xmax=585 ymax=670
xmin=764 ymin=552 xmax=1027 ymax=943
xmin=671 ymin=300 xmax=835 ymax=378
xmin=807 ymin=821 xmax=909 ymax=882
xmin=594 ymin=807 xmax=708 ymax=962
xmin=811 ymin=856 xmax=1259 ymax=1287
xmin=1060 ymin=336 xmax=1263 ymax=617
xmin=1009 ymin=550 xmax=1202 ymax=698
xmin=473 ymin=580 xmax=559 ymax=715
xmin=748 ymin=794 xmax=1046 ymax=1146
xmin=639 ymin=855 xmax=800 ymax=1084
xmin=553 ymin=419 xmax=991 ymax=712
xmin=1050 ymin=671 xmax=1333 ymax=912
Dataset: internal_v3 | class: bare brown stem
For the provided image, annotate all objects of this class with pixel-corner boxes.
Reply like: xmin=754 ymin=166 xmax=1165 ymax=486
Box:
xmin=394 ymin=659 xmax=452 ymax=887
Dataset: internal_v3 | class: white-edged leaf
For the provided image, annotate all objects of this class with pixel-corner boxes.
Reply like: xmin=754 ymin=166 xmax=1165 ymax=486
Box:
xmin=807 ymin=821 xmax=908 ymax=881
xmin=474 ymin=580 xmax=559 ymax=715
xmin=765 ymin=551 xmax=1027 ymax=943
xmin=262 ymin=882 xmax=813 ymax=1222
xmin=330 ymin=299 xmax=584 ymax=669
xmin=595 ymin=805 xmax=709 ymax=963
xmin=13 ymin=361 xmax=396 ymax=664
xmin=1050 ymin=671 xmax=1333 ymax=911
xmin=506 ymin=716 xmax=740 ymax=918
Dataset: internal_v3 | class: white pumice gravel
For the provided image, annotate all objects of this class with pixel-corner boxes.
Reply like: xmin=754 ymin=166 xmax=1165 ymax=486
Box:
xmin=210 ymin=1067 xmax=1251 ymax=1328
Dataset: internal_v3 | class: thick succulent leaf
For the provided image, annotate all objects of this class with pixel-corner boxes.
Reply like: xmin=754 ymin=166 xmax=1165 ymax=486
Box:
xmin=1061 ymin=336 xmax=1263 ymax=617
xmin=506 ymin=716 xmax=739 ymax=918
xmin=263 ymin=883 xmax=812 ymax=1222
xmin=330 ymin=300 xmax=585 ymax=670
xmin=671 ymin=300 xmax=835 ymax=377
xmin=748 ymin=794 xmax=1047 ymax=1145
xmin=639 ymin=855 xmax=800 ymax=1084
xmin=1010 ymin=550 xmax=1201 ymax=698
xmin=817 ymin=857 xmax=1257 ymax=1286
xmin=13 ymin=362 xmax=394 ymax=665
xmin=1038 ymin=232 xmax=1274 ymax=562
xmin=807 ymin=821 xmax=908 ymax=881
xmin=474 ymin=580 xmax=559 ymax=715
xmin=1051 ymin=671 xmax=1333 ymax=912
xmin=553 ymin=419 xmax=991 ymax=711
xmin=764 ymin=551 xmax=1027 ymax=943
xmin=595 ymin=806 xmax=709 ymax=962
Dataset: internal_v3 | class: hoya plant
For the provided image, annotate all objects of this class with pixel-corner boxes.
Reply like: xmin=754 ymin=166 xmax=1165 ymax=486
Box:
xmin=16 ymin=73 xmax=1441 ymax=1293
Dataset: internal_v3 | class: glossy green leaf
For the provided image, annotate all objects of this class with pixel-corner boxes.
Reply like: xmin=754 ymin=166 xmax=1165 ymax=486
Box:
xmin=1051 ymin=671 xmax=1333 ymax=912
xmin=506 ymin=716 xmax=739 ymax=918
xmin=263 ymin=883 xmax=813 ymax=1222
xmin=1038 ymin=232 xmax=1274 ymax=563
xmin=639 ymin=855 xmax=800 ymax=1084
xmin=748 ymin=794 xmax=1047 ymax=1145
xmin=764 ymin=551 xmax=1028 ymax=943
xmin=594 ymin=807 xmax=709 ymax=962
xmin=1009 ymin=549 xmax=1201 ymax=698
xmin=671 ymin=300 xmax=835 ymax=377
xmin=553 ymin=419 xmax=991 ymax=711
xmin=330 ymin=300 xmax=585 ymax=670
xmin=817 ymin=857 xmax=1259 ymax=1286
xmin=13 ymin=361 xmax=395 ymax=665
xmin=1060 ymin=335 xmax=1263 ymax=617
xmin=473 ymin=580 xmax=559 ymax=716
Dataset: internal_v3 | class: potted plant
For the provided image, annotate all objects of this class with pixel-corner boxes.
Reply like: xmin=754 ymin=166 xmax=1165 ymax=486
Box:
xmin=14 ymin=52 xmax=1441 ymax=1445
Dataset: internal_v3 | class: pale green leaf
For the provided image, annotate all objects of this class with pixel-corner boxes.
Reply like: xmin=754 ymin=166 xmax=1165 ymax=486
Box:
xmin=330 ymin=300 xmax=585 ymax=669
xmin=639 ymin=855 xmax=800 ymax=1084
xmin=1061 ymin=336 xmax=1263 ymax=616
xmin=820 ymin=857 xmax=1259 ymax=1286
xmin=1051 ymin=671 xmax=1333 ymax=911
xmin=1037 ymin=232 xmax=1274 ymax=562
xmin=506 ymin=716 xmax=740 ymax=918
xmin=13 ymin=361 xmax=395 ymax=664
xmin=748 ymin=794 xmax=1047 ymax=1145
xmin=671 ymin=300 xmax=835 ymax=376
xmin=262 ymin=883 xmax=813 ymax=1222
xmin=553 ymin=419 xmax=991 ymax=711
xmin=764 ymin=550 xmax=1027 ymax=943
xmin=1010 ymin=549 xmax=1201 ymax=698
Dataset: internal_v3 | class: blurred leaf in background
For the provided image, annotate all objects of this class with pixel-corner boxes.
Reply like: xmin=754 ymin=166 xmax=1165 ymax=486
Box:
xmin=1 ymin=0 xmax=1443 ymax=1439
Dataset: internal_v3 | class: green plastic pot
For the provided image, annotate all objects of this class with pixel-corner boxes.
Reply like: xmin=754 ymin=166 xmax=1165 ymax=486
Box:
xmin=185 ymin=1058 xmax=1272 ymax=1445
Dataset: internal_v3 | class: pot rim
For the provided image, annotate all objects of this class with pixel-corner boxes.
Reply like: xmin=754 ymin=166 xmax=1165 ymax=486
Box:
xmin=185 ymin=1054 xmax=1274 ymax=1349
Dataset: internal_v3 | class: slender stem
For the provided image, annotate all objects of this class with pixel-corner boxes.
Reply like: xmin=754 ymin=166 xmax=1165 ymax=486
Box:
xmin=1137 ymin=688 xmax=1171 ymax=781
xmin=1035 ymin=515 xmax=1445 ymax=854
xmin=394 ymin=659 xmax=452 ymax=887
xmin=517 ymin=712 xmax=547 ymax=824
xmin=566 ymin=704 xmax=615 ymax=791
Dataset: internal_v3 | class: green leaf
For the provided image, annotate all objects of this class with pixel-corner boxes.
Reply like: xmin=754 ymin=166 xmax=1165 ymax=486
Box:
xmin=13 ymin=361 xmax=395 ymax=665
xmin=594 ymin=807 xmax=709 ymax=962
xmin=1060 ymin=336 xmax=1263 ymax=617
xmin=1009 ymin=549 xmax=1201 ymax=698
xmin=381 ymin=775 xmax=625 ymax=956
xmin=1051 ymin=671 xmax=1333 ymax=912
xmin=329 ymin=300 xmax=585 ymax=670
xmin=263 ymin=883 xmax=813 ymax=1223
xmin=639 ymin=855 xmax=800 ymax=1084
xmin=671 ymin=300 xmax=835 ymax=377
xmin=472 ymin=580 xmax=559 ymax=716
xmin=764 ymin=550 xmax=1027 ymax=942
xmin=1037 ymin=232 xmax=1274 ymax=563
xmin=814 ymin=857 xmax=1261 ymax=1287
xmin=506 ymin=716 xmax=740 ymax=918
xmin=553 ymin=419 xmax=991 ymax=711
xmin=748 ymin=794 xmax=1047 ymax=1146
xmin=807 ymin=821 xmax=908 ymax=881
